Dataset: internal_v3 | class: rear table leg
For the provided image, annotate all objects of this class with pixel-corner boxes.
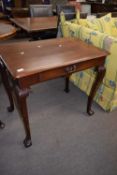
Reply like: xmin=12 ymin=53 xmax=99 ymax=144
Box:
xmin=87 ymin=65 xmax=106 ymax=115
xmin=64 ymin=76 xmax=70 ymax=93
xmin=0 ymin=61 xmax=14 ymax=112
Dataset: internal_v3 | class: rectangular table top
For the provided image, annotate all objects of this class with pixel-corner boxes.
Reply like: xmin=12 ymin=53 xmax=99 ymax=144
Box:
xmin=0 ymin=38 xmax=108 ymax=79
xmin=10 ymin=16 xmax=57 ymax=32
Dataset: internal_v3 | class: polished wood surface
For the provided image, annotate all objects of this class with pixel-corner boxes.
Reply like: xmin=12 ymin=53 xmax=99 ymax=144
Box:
xmin=0 ymin=23 xmax=16 ymax=40
xmin=0 ymin=38 xmax=107 ymax=79
xmin=0 ymin=38 xmax=108 ymax=147
xmin=10 ymin=16 xmax=57 ymax=32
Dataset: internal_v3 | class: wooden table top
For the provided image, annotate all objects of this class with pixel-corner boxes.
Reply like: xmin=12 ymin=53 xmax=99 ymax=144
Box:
xmin=0 ymin=23 xmax=16 ymax=40
xmin=0 ymin=38 xmax=108 ymax=79
xmin=10 ymin=16 xmax=58 ymax=32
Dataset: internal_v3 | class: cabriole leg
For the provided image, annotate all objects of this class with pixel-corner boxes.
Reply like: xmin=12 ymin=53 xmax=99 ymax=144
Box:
xmin=87 ymin=65 xmax=106 ymax=116
xmin=14 ymin=87 xmax=32 ymax=148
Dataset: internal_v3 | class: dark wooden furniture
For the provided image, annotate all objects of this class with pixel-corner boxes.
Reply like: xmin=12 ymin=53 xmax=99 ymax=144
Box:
xmin=96 ymin=12 xmax=117 ymax=18
xmin=0 ymin=38 xmax=108 ymax=147
xmin=90 ymin=3 xmax=117 ymax=13
xmin=0 ymin=22 xmax=16 ymax=129
xmin=10 ymin=16 xmax=57 ymax=39
xmin=4 ymin=1 xmax=51 ymax=17
xmin=6 ymin=7 xmax=29 ymax=17
xmin=13 ymin=0 xmax=28 ymax=7
xmin=0 ymin=22 xmax=16 ymax=40
xmin=82 ymin=1 xmax=117 ymax=13
xmin=29 ymin=5 xmax=56 ymax=39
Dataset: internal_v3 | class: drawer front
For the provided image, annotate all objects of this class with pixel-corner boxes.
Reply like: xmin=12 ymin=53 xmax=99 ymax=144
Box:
xmin=18 ymin=64 xmax=78 ymax=88
xmin=39 ymin=57 xmax=105 ymax=82
xmin=18 ymin=57 xmax=105 ymax=88
xmin=39 ymin=64 xmax=78 ymax=82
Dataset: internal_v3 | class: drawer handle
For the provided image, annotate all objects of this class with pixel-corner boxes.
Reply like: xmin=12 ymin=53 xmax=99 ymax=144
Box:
xmin=65 ymin=65 xmax=76 ymax=73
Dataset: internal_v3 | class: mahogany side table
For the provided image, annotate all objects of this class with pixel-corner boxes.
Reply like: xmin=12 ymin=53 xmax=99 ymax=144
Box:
xmin=0 ymin=38 xmax=108 ymax=147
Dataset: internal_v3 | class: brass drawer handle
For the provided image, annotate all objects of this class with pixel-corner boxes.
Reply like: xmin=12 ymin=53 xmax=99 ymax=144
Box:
xmin=65 ymin=65 xmax=76 ymax=73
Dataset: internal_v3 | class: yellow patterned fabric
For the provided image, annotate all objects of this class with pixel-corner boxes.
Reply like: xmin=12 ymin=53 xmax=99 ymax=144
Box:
xmin=86 ymin=18 xmax=102 ymax=31
xmin=79 ymin=19 xmax=88 ymax=27
xmin=67 ymin=22 xmax=82 ymax=38
xmin=82 ymin=14 xmax=117 ymax=38
xmin=79 ymin=26 xmax=106 ymax=48
xmin=60 ymin=12 xmax=77 ymax=37
xmin=111 ymin=18 xmax=117 ymax=38
xmin=98 ymin=13 xmax=112 ymax=35
xmin=70 ymin=72 xmax=115 ymax=111
xmin=61 ymin=15 xmax=117 ymax=111
xmin=76 ymin=10 xmax=80 ymax=20
xmin=84 ymin=16 xmax=112 ymax=34
xmin=103 ymin=36 xmax=117 ymax=89
xmin=60 ymin=12 xmax=66 ymax=23
xmin=78 ymin=26 xmax=107 ymax=76
xmin=76 ymin=10 xmax=88 ymax=27
xmin=60 ymin=12 xmax=71 ymax=37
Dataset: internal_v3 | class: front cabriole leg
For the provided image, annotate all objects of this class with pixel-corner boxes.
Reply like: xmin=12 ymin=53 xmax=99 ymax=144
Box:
xmin=87 ymin=65 xmax=106 ymax=116
xmin=14 ymin=86 xmax=32 ymax=148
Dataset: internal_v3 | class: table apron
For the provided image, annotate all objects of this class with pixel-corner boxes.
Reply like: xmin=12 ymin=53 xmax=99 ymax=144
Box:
xmin=18 ymin=56 xmax=105 ymax=88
